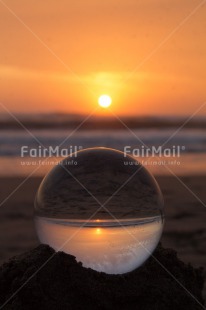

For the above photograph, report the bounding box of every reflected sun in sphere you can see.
[96,228,101,235]
[98,95,112,108]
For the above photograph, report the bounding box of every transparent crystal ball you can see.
[35,147,164,274]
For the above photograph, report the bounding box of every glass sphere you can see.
[35,147,164,274]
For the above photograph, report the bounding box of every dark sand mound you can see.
[0,244,204,310]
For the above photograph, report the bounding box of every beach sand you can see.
[1,244,204,309]
[0,175,205,296]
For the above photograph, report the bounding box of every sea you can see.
[0,125,205,177]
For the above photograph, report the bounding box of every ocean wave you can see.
[0,128,206,156]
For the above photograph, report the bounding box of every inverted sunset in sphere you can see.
[34,148,164,274]
[98,95,112,108]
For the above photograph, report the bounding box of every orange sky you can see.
[0,0,206,116]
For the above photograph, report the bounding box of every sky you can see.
[0,0,206,116]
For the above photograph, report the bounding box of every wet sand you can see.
[0,175,205,295]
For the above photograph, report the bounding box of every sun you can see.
[98,95,112,108]
[96,228,101,235]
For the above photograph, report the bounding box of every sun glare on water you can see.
[98,95,112,108]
